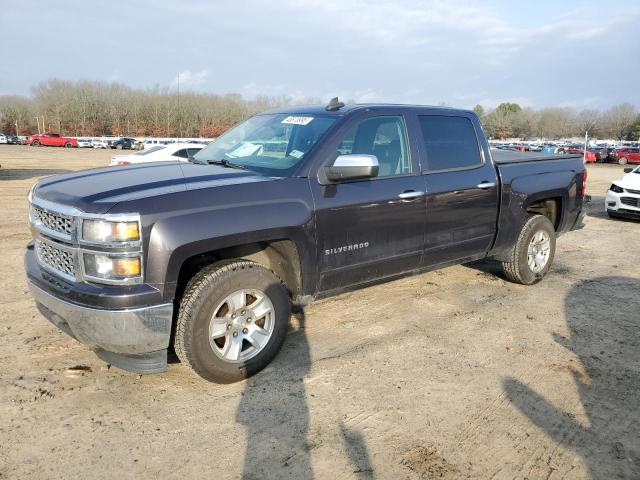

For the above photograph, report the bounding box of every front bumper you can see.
[29,281,173,373]
[606,190,640,218]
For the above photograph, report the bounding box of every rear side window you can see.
[173,149,189,158]
[418,115,482,171]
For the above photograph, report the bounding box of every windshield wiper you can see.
[207,159,248,170]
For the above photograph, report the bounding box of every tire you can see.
[64,142,73,148]
[174,260,291,383]
[116,144,123,150]
[32,140,40,146]
[501,215,556,285]
[618,157,628,165]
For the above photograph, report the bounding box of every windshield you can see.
[194,113,336,176]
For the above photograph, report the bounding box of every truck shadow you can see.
[503,276,640,479]
[0,168,71,180]
[235,305,374,479]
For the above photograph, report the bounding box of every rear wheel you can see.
[116,144,123,150]
[618,157,628,165]
[501,215,556,285]
[32,140,40,146]
[64,142,73,148]
[174,261,291,383]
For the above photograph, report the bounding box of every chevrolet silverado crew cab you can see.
[25,99,587,383]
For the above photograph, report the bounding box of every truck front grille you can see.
[620,197,639,207]
[36,239,76,280]
[31,205,74,237]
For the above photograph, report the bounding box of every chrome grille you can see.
[36,239,76,279]
[625,188,640,195]
[620,197,639,207]
[31,205,74,237]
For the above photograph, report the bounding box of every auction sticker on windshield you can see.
[281,116,314,125]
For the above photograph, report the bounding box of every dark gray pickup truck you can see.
[25,100,587,382]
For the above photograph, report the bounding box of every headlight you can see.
[82,219,140,243]
[83,253,141,281]
[609,184,624,193]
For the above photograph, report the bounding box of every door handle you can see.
[398,190,425,199]
[476,182,496,190]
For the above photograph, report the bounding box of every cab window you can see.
[336,116,411,177]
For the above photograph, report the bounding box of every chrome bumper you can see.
[29,281,172,359]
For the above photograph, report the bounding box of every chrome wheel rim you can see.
[527,231,551,273]
[209,289,275,363]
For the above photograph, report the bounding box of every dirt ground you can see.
[0,145,638,480]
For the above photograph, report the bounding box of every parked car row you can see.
[494,141,640,165]
[0,134,21,144]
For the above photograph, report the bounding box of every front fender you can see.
[138,179,317,301]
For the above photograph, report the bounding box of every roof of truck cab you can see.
[264,103,474,116]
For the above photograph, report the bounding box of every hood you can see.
[33,161,275,214]
[617,170,640,190]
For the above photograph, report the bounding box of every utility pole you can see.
[15,120,19,136]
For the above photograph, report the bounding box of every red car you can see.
[565,147,597,163]
[27,132,78,148]
[612,147,640,165]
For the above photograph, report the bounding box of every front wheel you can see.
[618,157,628,165]
[31,140,40,146]
[174,261,291,383]
[501,215,556,285]
[64,142,73,148]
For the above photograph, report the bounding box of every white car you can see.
[110,143,205,166]
[77,138,93,148]
[0,134,7,144]
[141,139,166,150]
[606,165,640,220]
[92,139,110,149]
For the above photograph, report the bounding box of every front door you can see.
[310,113,426,292]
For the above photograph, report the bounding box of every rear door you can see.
[310,112,426,291]
[414,112,499,266]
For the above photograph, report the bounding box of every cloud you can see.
[173,70,209,86]
[1,0,639,108]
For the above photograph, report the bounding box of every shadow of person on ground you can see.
[0,168,71,180]
[504,276,640,478]
[237,305,314,479]
[340,422,375,478]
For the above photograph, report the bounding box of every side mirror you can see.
[624,167,633,173]
[325,154,379,182]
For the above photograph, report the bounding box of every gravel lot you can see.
[0,145,638,479]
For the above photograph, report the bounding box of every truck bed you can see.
[491,149,582,164]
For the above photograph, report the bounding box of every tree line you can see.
[474,102,640,141]
[0,79,319,138]
[0,79,638,141]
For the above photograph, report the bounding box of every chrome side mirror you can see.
[325,154,379,182]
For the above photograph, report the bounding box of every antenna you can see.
[325,97,345,112]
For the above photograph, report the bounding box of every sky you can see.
[1,0,639,109]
